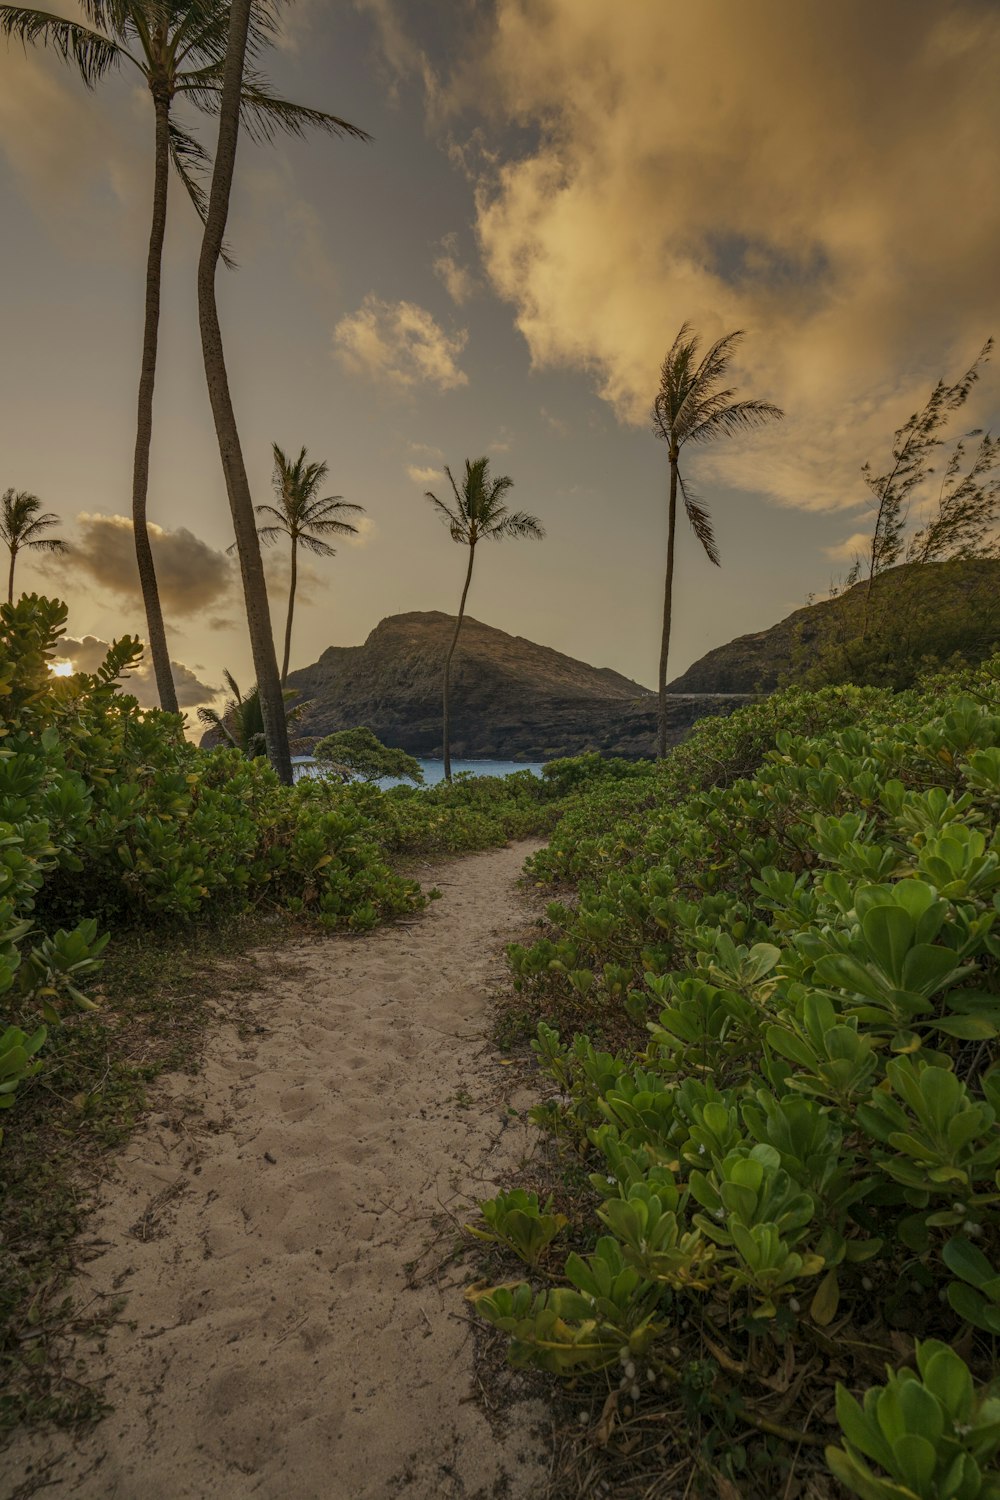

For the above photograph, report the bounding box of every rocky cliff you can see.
[283,612,747,760]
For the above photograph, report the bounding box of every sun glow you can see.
[49,661,74,677]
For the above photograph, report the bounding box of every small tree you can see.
[313,727,424,784]
[424,458,544,781]
[651,325,783,757]
[0,490,67,603]
[197,670,307,758]
[859,339,994,634]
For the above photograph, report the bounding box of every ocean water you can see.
[292,756,544,790]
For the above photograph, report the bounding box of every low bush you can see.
[472,657,1000,1497]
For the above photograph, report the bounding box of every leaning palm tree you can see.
[197,0,291,782]
[651,325,783,757]
[0,488,67,603]
[1,1,369,714]
[197,669,306,759]
[425,458,544,781]
[253,444,364,684]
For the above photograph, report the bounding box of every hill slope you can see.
[284,612,744,760]
[666,558,1000,693]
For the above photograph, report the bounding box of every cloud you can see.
[0,10,152,249]
[56,636,219,709]
[333,295,469,391]
[540,407,570,437]
[824,531,871,562]
[433,231,477,305]
[66,514,235,614]
[341,514,378,547]
[455,0,1000,513]
[406,464,443,486]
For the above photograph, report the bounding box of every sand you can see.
[6,841,550,1500]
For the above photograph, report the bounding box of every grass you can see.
[0,911,297,1437]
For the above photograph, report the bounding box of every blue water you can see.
[292,756,544,790]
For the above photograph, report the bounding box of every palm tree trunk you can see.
[657,455,679,759]
[131,84,179,715]
[281,537,296,685]
[196,0,292,786]
[443,543,475,782]
[7,547,15,606]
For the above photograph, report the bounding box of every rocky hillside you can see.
[283,612,747,760]
[667,558,1000,693]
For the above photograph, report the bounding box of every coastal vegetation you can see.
[314,726,425,784]
[471,657,1000,1497]
[0,4,997,1494]
[0,0,369,718]
[0,591,571,1425]
[790,344,1000,694]
[425,457,544,781]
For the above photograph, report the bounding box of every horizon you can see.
[2,0,998,726]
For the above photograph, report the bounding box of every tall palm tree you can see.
[253,444,364,684]
[1,1,369,714]
[197,0,291,782]
[425,457,544,781]
[651,325,783,757]
[0,488,67,603]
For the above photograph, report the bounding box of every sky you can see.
[1,0,998,721]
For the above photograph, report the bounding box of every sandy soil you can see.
[7,842,550,1500]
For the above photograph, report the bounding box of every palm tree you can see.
[651,325,783,757]
[1,2,369,714]
[197,0,291,782]
[253,444,364,684]
[425,458,544,781]
[197,669,306,759]
[0,488,67,603]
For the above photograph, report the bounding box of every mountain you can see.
[282,612,747,760]
[666,558,1000,694]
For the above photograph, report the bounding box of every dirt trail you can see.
[8,842,549,1500]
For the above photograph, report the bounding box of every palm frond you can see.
[0,6,128,84]
[178,75,371,146]
[25,536,68,553]
[297,534,338,557]
[304,517,359,538]
[488,509,545,541]
[677,469,720,566]
[685,397,784,446]
[425,489,466,541]
[254,503,289,527]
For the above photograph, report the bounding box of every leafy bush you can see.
[0,595,572,1139]
[474,656,1000,1493]
[313,725,425,783]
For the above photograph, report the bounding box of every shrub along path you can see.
[8,842,549,1500]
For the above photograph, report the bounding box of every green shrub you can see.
[0,595,576,1140]
[474,655,1000,1490]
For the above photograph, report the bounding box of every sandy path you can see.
[8,842,549,1500]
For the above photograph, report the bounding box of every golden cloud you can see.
[456,0,1000,512]
[333,295,469,391]
[65,514,235,614]
[406,464,443,486]
[433,231,477,305]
